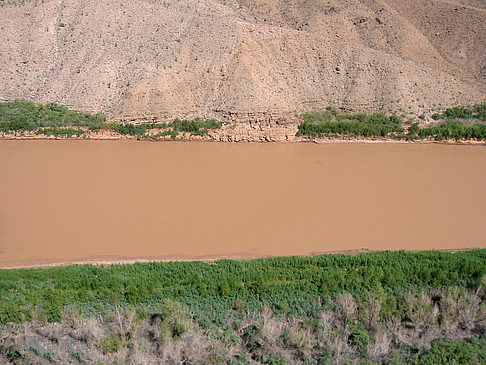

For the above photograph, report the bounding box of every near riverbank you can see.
[1,250,485,364]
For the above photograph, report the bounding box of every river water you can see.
[0,140,485,267]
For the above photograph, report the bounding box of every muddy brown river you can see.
[0,140,485,268]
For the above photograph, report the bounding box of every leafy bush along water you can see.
[110,118,221,138]
[418,120,486,140]
[298,105,486,141]
[0,250,485,327]
[35,127,85,138]
[100,333,122,354]
[0,100,222,138]
[0,99,105,132]
[438,103,486,121]
[297,109,405,138]
[109,122,154,136]
[171,117,221,134]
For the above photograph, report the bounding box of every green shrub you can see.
[298,110,406,138]
[149,129,179,139]
[296,120,404,138]
[157,299,193,342]
[303,111,334,123]
[110,122,148,136]
[419,120,486,140]
[277,300,290,314]
[475,102,486,120]
[443,106,474,119]
[231,354,251,365]
[243,324,264,352]
[415,337,485,365]
[35,127,85,137]
[408,122,420,136]
[170,117,221,135]
[348,327,371,355]
[100,333,122,354]
[0,100,222,138]
[0,99,105,132]
[0,250,484,326]
[43,288,65,323]
[0,302,25,324]
[389,114,402,124]
[297,107,486,140]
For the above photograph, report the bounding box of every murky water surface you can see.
[1,141,485,267]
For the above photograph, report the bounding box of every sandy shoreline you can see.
[1,134,485,146]
[1,247,482,270]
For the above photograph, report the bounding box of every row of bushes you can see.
[303,108,403,125]
[297,120,404,138]
[431,103,486,121]
[416,120,486,140]
[0,100,222,138]
[298,106,486,140]
[0,99,105,132]
[111,118,222,137]
[298,109,406,138]
[0,250,484,326]
[34,127,85,138]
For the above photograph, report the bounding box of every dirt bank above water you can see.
[2,124,486,144]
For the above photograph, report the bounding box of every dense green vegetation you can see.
[0,250,485,363]
[109,122,156,136]
[298,110,404,138]
[415,337,486,365]
[34,127,85,138]
[0,100,221,139]
[298,105,486,141]
[431,103,486,121]
[171,117,222,134]
[1,250,484,326]
[3,99,485,142]
[0,99,105,132]
[109,118,221,138]
[415,120,486,140]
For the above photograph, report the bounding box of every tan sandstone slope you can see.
[0,0,485,122]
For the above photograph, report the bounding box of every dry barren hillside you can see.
[1,0,485,123]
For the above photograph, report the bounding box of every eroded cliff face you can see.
[1,0,485,122]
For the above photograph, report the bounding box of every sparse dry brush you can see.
[1,287,485,364]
